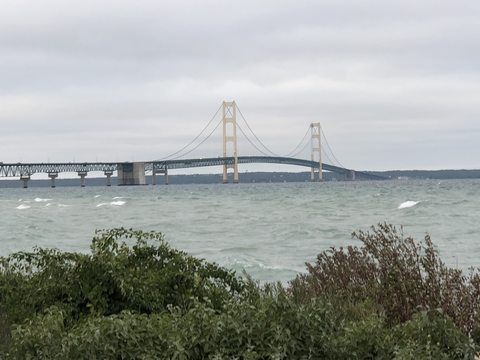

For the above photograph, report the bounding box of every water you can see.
[1,179,479,282]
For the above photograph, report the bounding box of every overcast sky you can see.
[1,0,479,171]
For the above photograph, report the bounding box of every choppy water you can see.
[1,180,479,282]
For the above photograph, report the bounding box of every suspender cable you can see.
[236,105,279,156]
[167,117,223,160]
[157,103,222,160]
[321,129,345,168]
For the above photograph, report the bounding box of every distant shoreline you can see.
[1,169,480,188]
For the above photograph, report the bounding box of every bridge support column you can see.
[152,168,168,185]
[310,122,323,182]
[104,170,114,186]
[20,175,30,189]
[78,171,88,187]
[348,170,355,181]
[222,166,228,184]
[117,162,146,186]
[48,172,58,188]
[222,101,239,184]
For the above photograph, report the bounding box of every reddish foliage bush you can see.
[289,223,480,336]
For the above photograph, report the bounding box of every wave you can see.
[34,198,52,202]
[228,256,302,273]
[96,201,126,207]
[16,204,31,210]
[398,200,420,209]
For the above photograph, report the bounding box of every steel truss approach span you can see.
[0,163,117,177]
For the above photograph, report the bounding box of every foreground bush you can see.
[7,297,475,359]
[0,228,244,349]
[0,226,478,358]
[290,223,480,336]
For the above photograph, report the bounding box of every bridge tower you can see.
[222,101,239,183]
[310,122,323,181]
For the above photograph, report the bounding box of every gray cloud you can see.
[0,0,479,170]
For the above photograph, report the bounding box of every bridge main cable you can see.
[236,103,314,158]
[283,127,311,158]
[157,103,223,161]
[321,128,345,169]
[165,117,223,161]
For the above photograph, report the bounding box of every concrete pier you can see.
[104,170,114,186]
[152,167,168,185]
[48,172,58,188]
[348,170,356,181]
[20,175,30,188]
[78,171,88,187]
[117,162,146,186]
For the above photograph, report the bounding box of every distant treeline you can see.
[373,169,480,180]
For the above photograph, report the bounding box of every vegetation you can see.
[0,225,479,359]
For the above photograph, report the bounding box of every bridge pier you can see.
[348,170,355,181]
[104,170,114,186]
[20,175,30,188]
[223,167,228,184]
[152,167,168,185]
[117,162,146,186]
[311,171,323,182]
[78,171,88,187]
[48,172,58,188]
[222,171,239,184]
[310,168,323,182]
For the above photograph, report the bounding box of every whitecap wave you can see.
[96,201,126,207]
[16,204,31,210]
[110,201,126,206]
[34,198,52,202]
[228,256,300,272]
[398,200,420,209]
[45,203,52,207]
[112,196,124,200]
[94,195,101,198]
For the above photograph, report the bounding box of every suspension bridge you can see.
[0,101,384,188]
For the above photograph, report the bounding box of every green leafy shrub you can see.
[7,293,475,359]
[393,309,476,359]
[0,228,244,349]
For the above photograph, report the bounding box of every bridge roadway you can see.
[149,156,383,180]
[0,156,384,184]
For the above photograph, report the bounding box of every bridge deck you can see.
[149,156,383,180]
[0,157,384,180]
